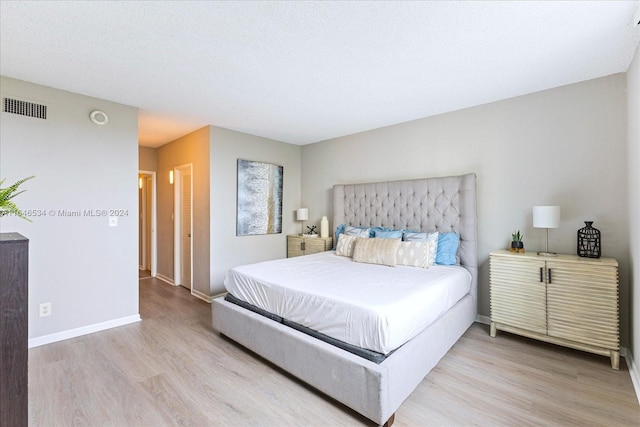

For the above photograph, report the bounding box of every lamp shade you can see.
[533,206,560,228]
[296,208,308,221]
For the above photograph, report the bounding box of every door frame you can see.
[139,170,157,277]
[173,163,193,292]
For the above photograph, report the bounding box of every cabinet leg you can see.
[490,322,496,338]
[610,350,619,370]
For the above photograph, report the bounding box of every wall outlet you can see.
[39,302,51,317]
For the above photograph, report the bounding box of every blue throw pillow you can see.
[436,232,460,265]
[374,229,403,239]
[344,225,371,237]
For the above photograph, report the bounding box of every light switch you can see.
[109,216,118,227]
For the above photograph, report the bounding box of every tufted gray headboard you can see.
[333,173,478,302]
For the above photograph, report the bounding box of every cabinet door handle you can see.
[548,268,552,284]
[540,267,543,283]
[301,242,305,251]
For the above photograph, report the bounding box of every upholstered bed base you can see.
[212,292,475,425]
[212,173,478,425]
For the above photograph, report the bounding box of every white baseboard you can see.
[191,290,228,304]
[625,350,640,405]
[28,314,141,348]
[155,273,175,286]
[192,288,213,303]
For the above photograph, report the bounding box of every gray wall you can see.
[156,126,210,299]
[209,125,301,295]
[628,44,639,371]
[301,74,631,347]
[0,76,139,341]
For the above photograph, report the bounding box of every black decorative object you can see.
[306,225,318,235]
[577,221,601,258]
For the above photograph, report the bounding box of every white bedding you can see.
[224,251,471,354]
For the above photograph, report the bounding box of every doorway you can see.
[173,164,193,291]
[138,170,157,278]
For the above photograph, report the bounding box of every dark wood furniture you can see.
[1,232,29,427]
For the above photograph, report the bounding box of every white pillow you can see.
[396,241,430,268]
[352,237,401,267]
[335,234,359,257]
[426,232,439,266]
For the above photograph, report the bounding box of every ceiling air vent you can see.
[3,97,47,119]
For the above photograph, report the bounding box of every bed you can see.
[212,173,478,426]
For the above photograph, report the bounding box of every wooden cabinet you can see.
[1,233,29,426]
[489,250,619,369]
[287,235,333,258]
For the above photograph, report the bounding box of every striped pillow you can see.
[352,237,401,267]
[335,234,359,257]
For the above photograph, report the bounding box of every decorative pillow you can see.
[403,231,427,241]
[352,237,401,267]
[396,241,431,268]
[344,225,371,237]
[426,232,439,266]
[436,232,460,265]
[335,234,359,257]
[334,224,369,249]
[333,224,346,248]
[374,229,403,239]
[369,226,392,237]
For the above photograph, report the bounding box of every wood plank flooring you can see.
[29,277,640,426]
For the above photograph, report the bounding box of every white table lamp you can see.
[533,206,560,256]
[296,208,308,236]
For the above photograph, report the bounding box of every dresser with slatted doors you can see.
[489,250,619,369]
[287,235,333,258]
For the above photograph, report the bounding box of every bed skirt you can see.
[211,292,475,425]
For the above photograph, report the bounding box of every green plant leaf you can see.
[0,176,35,222]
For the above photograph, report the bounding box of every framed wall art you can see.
[236,159,283,236]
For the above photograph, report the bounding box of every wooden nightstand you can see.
[287,235,333,258]
[489,250,619,369]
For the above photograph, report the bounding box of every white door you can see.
[174,164,193,290]
[180,171,192,289]
[138,170,157,277]
[145,175,153,271]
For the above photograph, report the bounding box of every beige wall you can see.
[0,76,139,342]
[157,127,210,298]
[301,74,631,346]
[139,146,157,171]
[209,126,301,295]
[628,44,639,377]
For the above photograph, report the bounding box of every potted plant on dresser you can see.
[510,230,525,253]
[0,175,33,427]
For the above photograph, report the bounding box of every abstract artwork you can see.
[237,159,283,236]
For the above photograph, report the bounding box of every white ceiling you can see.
[1,1,639,147]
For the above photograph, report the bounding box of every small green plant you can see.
[0,176,35,221]
[511,230,523,242]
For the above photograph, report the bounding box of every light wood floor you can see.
[29,277,640,426]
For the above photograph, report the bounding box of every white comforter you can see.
[224,251,471,354]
